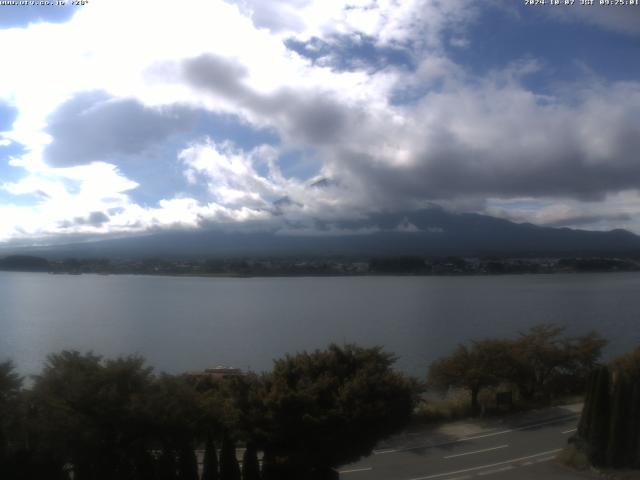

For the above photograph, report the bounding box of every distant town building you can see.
[185,366,245,382]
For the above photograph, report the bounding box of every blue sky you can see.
[0,0,639,243]
[0,3,75,28]
[452,4,640,86]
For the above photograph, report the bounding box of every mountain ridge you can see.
[3,208,640,260]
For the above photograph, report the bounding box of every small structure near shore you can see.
[185,365,245,382]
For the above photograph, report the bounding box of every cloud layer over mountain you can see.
[0,0,639,243]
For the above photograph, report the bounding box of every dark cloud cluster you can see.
[44,91,198,167]
[182,54,359,146]
[59,211,110,229]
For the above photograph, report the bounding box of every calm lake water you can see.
[1,271,639,377]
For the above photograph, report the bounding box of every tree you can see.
[260,344,418,477]
[428,340,512,412]
[574,365,612,466]
[610,347,640,467]
[217,373,268,450]
[95,356,156,479]
[219,433,241,480]
[0,360,22,476]
[145,374,205,480]
[158,449,178,480]
[427,325,607,409]
[564,331,608,385]
[177,443,199,480]
[0,360,21,401]
[510,324,570,399]
[611,346,640,381]
[241,443,260,480]
[201,435,219,480]
[30,351,158,479]
[509,325,606,400]
[30,351,105,479]
[573,362,640,469]
[606,371,631,468]
[260,451,279,480]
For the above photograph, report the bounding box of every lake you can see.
[1,271,639,378]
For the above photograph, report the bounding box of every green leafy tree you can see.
[145,374,205,478]
[30,351,157,479]
[31,351,105,478]
[217,373,268,455]
[95,356,156,478]
[260,344,418,478]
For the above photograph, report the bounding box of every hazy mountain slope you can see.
[7,208,640,259]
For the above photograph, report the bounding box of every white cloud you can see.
[0,160,138,240]
[486,191,640,232]
[177,139,374,223]
[180,140,280,208]
[395,217,421,233]
[242,0,478,51]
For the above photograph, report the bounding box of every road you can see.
[338,405,599,480]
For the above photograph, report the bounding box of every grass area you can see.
[413,389,473,423]
[412,387,584,425]
[557,445,591,471]
[558,446,640,479]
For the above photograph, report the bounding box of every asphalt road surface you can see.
[338,405,599,480]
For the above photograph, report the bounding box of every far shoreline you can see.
[2,269,640,280]
[3,253,640,278]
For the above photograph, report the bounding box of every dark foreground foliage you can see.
[0,344,418,480]
[571,360,640,469]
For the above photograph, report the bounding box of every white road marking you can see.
[477,465,514,476]
[374,415,577,455]
[562,428,577,434]
[407,448,562,480]
[339,467,373,474]
[373,448,398,454]
[444,445,509,459]
[532,456,556,463]
[458,416,578,442]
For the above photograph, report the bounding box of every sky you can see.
[0,0,639,245]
